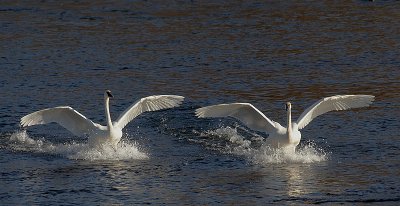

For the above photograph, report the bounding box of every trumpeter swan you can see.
[21,90,184,148]
[196,95,374,153]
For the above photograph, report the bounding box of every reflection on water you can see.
[285,164,310,198]
[1,0,400,204]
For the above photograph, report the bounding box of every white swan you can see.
[21,90,184,148]
[196,95,374,153]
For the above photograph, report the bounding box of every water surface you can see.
[1,0,399,205]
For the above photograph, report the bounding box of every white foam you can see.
[201,126,328,164]
[204,126,252,148]
[8,130,148,161]
[10,129,38,145]
[250,143,328,164]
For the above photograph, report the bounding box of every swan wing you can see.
[115,95,184,129]
[195,103,279,133]
[20,106,99,136]
[296,95,375,130]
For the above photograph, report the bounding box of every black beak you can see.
[106,91,113,98]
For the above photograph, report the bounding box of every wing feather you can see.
[195,103,279,133]
[115,95,184,129]
[20,106,99,136]
[296,95,375,130]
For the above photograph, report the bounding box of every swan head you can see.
[105,90,113,98]
[285,102,292,111]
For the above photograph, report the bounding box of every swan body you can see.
[21,90,184,148]
[196,95,375,153]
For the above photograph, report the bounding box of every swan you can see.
[196,95,374,153]
[21,90,184,148]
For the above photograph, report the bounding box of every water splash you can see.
[199,126,328,164]
[205,126,252,147]
[250,143,328,164]
[7,130,148,161]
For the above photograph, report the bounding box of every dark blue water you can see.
[1,1,400,204]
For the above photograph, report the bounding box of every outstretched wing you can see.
[20,106,99,136]
[195,103,279,133]
[296,95,375,130]
[115,95,184,129]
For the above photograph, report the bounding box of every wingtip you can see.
[194,108,204,118]
[19,122,27,129]
[167,95,185,103]
[174,96,185,106]
[20,118,31,128]
[178,95,185,101]
[20,115,28,127]
[368,95,375,102]
[358,94,375,105]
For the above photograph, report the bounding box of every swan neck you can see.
[105,97,113,129]
[287,106,292,139]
